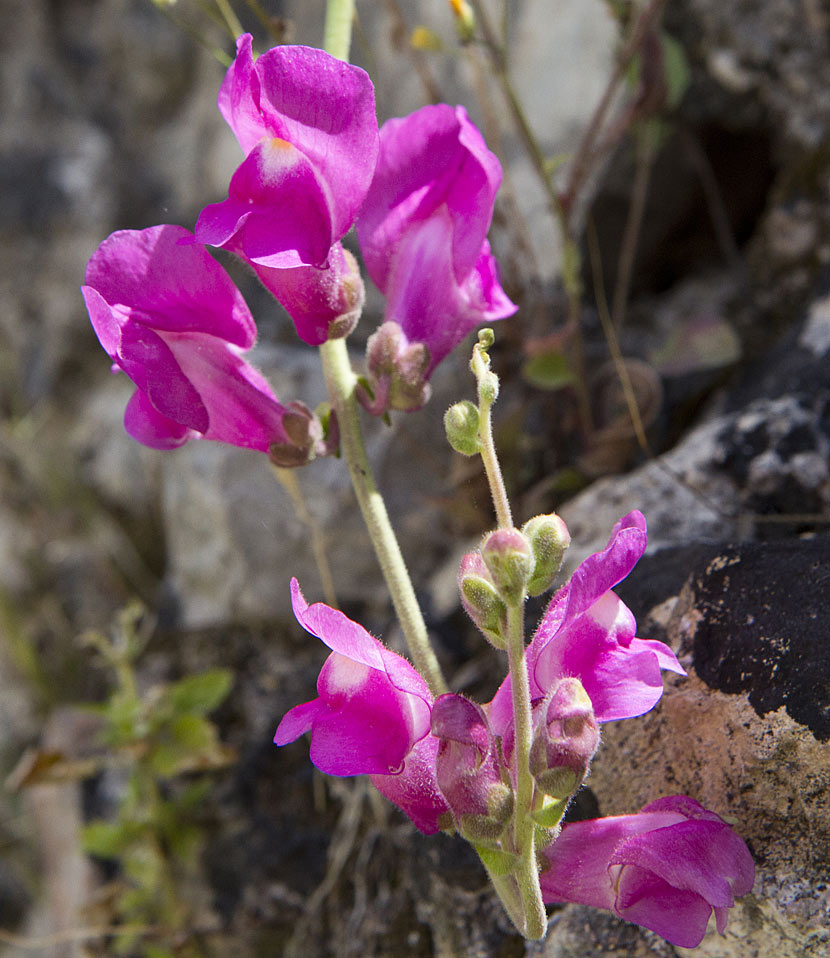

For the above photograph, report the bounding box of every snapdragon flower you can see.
[540,795,755,947]
[196,35,378,345]
[274,580,449,834]
[82,225,302,454]
[488,511,685,734]
[356,104,517,411]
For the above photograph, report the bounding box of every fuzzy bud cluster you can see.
[459,514,570,645]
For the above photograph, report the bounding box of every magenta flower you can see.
[195,35,378,345]
[274,580,449,834]
[82,225,295,453]
[489,512,685,734]
[430,694,513,838]
[540,795,755,947]
[356,104,516,409]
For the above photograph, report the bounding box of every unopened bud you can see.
[521,514,571,596]
[530,678,599,799]
[445,400,481,456]
[365,322,431,412]
[481,528,534,604]
[432,694,513,839]
[459,554,507,647]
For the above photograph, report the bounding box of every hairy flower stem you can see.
[318,337,448,697]
[470,332,546,937]
[471,332,512,529]
[323,0,356,62]
[505,600,546,938]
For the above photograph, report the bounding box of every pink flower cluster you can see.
[275,513,754,947]
[82,36,515,456]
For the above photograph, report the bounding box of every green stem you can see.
[471,341,512,529]
[478,395,512,530]
[324,0,356,61]
[318,338,448,697]
[505,600,546,939]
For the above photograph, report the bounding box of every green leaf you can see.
[473,843,519,876]
[522,351,576,391]
[166,669,233,715]
[531,797,568,829]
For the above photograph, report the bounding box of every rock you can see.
[568,536,830,957]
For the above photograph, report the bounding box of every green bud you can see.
[444,400,481,456]
[521,513,571,596]
[460,574,507,649]
[478,369,500,405]
[534,767,579,800]
[459,812,508,843]
[481,528,534,604]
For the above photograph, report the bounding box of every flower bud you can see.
[364,321,431,413]
[445,400,481,456]
[481,528,534,604]
[530,678,599,800]
[458,553,507,648]
[431,694,514,840]
[521,513,571,596]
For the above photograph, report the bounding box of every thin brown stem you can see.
[560,0,665,222]
[611,128,656,331]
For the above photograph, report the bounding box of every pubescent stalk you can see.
[505,600,546,939]
[318,338,448,697]
[471,333,512,529]
[471,332,546,938]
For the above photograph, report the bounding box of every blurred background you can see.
[1,1,829,955]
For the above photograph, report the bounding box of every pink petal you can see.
[540,809,687,910]
[534,512,647,649]
[251,242,362,346]
[370,734,449,835]
[164,332,290,451]
[465,242,518,321]
[614,866,715,947]
[123,390,193,449]
[217,34,264,155]
[219,37,378,239]
[117,324,209,434]
[307,654,423,775]
[358,104,501,290]
[195,139,334,268]
[535,592,672,722]
[289,579,432,712]
[83,226,256,348]
[273,698,327,746]
[383,210,511,375]
[611,819,756,907]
